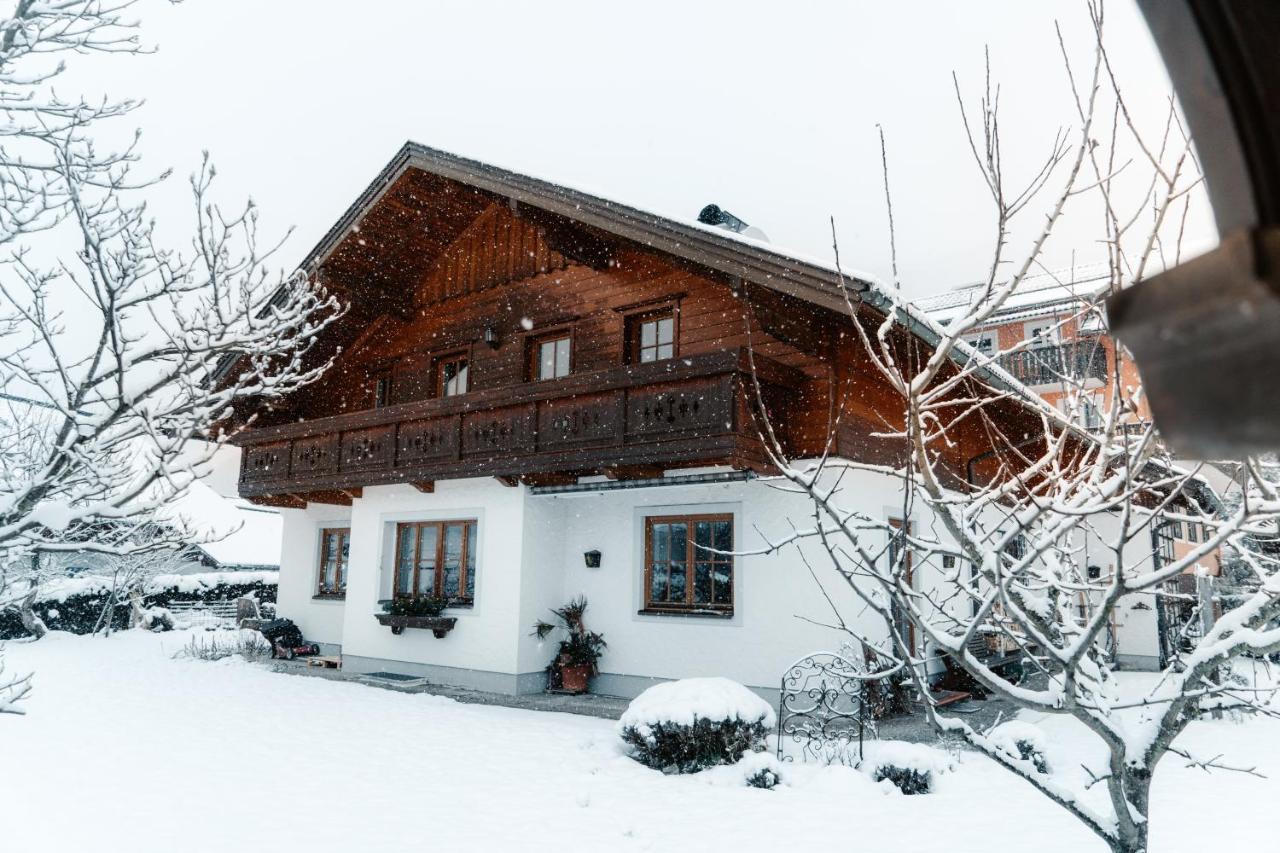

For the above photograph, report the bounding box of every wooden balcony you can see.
[233,349,803,502]
[999,341,1108,387]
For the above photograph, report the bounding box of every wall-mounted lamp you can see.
[483,325,500,349]
[583,549,601,569]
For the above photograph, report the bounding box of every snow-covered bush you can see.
[140,607,175,633]
[989,721,1050,774]
[740,752,784,789]
[618,677,776,773]
[862,741,954,795]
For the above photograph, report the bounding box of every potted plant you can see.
[532,596,606,694]
[375,595,457,638]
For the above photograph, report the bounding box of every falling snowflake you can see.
[520,317,534,331]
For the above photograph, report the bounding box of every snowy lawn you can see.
[2,630,1277,853]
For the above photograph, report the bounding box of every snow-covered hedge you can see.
[0,571,278,639]
[618,677,776,774]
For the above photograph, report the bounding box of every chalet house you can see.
[219,143,1169,698]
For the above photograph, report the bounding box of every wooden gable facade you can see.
[225,144,1040,507]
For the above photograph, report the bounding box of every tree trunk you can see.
[17,588,47,639]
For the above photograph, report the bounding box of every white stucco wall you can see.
[553,472,912,696]
[271,464,1166,693]
[276,503,352,648]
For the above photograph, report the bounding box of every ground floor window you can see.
[643,514,733,614]
[317,528,350,597]
[394,520,477,604]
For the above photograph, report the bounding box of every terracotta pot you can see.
[559,662,592,693]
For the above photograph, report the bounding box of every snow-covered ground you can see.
[1,630,1275,853]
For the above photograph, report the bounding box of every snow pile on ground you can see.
[2,632,1278,852]
[618,676,776,732]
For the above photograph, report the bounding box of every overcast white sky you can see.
[59,0,1217,299]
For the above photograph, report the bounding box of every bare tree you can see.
[0,1,342,711]
[747,6,1280,853]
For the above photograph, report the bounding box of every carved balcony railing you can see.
[998,341,1108,387]
[234,349,802,499]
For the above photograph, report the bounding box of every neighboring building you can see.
[917,273,1224,669]
[215,143,1178,697]
[914,270,1150,434]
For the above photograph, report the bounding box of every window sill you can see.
[379,599,474,610]
[313,594,347,601]
[637,608,733,619]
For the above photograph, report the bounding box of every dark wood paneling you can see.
[234,350,798,496]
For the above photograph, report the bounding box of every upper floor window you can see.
[630,310,676,364]
[317,527,350,597]
[963,333,995,356]
[435,353,469,397]
[394,519,477,604]
[531,333,572,381]
[373,375,391,409]
[1025,321,1060,346]
[643,513,733,614]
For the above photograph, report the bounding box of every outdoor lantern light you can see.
[482,325,500,349]
[583,549,601,568]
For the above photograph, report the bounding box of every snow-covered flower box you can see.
[374,614,457,638]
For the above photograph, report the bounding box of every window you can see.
[1187,522,1199,543]
[435,353,469,397]
[1024,320,1060,346]
[374,375,391,409]
[1168,520,1184,540]
[531,333,572,381]
[963,333,995,356]
[644,514,733,613]
[630,310,676,364]
[394,520,477,603]
[317,528,350,597]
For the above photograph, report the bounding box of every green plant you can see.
[532,596,606,674]
[383,595,449,617]
[619,717,769,774]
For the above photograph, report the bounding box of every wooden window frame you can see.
[526,327,575,382]
[626,307,679,365]
[641,513,734,616]
[432,350,471,398]
[393,519,477,605]
[373,374,392,409]
[315,527,350,599]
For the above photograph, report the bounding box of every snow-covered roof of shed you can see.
[159,480,282,570]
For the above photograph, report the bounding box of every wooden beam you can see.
[410,481,435,493]
[519,472,579,487]
[245,494,306,509]
[296,489,356,506]
[494,475,520,487]
[602,465,665,481]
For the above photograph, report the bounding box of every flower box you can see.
[374,613,457,638]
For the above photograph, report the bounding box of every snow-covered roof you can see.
[159,480,282,570]
[914,265,1112,326]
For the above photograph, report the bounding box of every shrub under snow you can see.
[618,677,776,774]
[740,751,785,789]
[988,720,1051,774]
[861,741,955,795]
